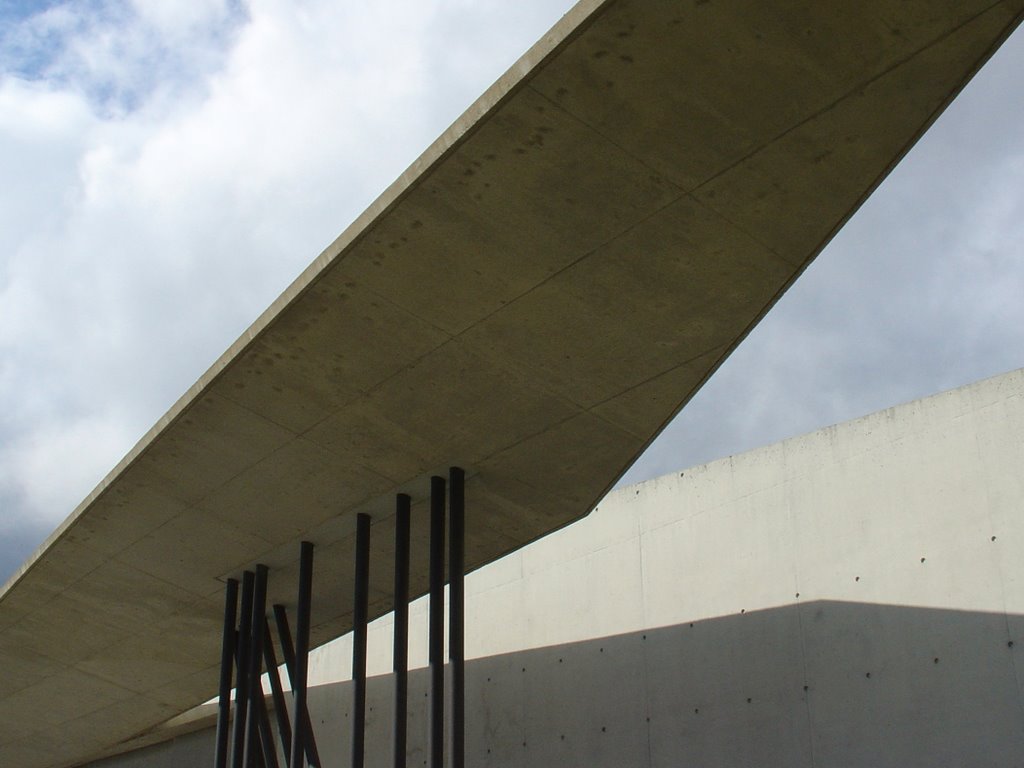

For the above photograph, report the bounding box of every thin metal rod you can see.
[264,625,292,759]
[232,571,256,768]
[288,542,315,768]
[352,514,371,768]
[245,565,273,768]
[274,605,321,768]
[428,475,446,768]
[256,690,281,768]
[392,494,411,768]
[273,604,297,683]
[448,467,465,768]
[215,578,239,768]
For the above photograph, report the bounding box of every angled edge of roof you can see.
[0,0,612,603]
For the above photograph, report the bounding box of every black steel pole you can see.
[289,542,315,768]
[232,571,256,768]
[264,625,293,760]
[448,467,465,768]
[245,565,273,768]
[274,605,321,768]
[392,494,411,768]
[429,475,446,768]
[273,604,297,684]
[256,693,281,768]
[215,578,239,768]
[352,514,371,768]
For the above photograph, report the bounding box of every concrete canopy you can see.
[2,1,1022,766]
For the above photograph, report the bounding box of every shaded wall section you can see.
[87,603,1024,768]
[84,367,1024,766]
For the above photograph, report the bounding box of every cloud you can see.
[0,0,245,113]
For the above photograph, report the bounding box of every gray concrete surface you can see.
[3,1,1023,765]
[88,367,1024,766]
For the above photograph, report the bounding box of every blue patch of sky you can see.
[1,0,248,115]
[0,0,66,25]
[1,0,116,79]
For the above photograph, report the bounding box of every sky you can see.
[2,1,1023,584]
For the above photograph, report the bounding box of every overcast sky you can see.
[2,1,1023,584]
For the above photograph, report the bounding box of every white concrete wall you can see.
[89,367,1024,767]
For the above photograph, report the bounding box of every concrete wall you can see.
[87,368,1024,767]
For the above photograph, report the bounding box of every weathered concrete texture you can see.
[3,2,1024,766]
[88,368,1024,766]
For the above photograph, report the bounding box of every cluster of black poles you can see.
[212,467,466,768]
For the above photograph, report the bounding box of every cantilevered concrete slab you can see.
[2,1,1022,766]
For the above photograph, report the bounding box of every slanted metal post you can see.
[274,605,321,768]
[448,467,465,768]
[289,542,315,768]
[429,476,446,768]
[215,578,239,768]
[256,692,280,768]
[352,514,371,768]
[263,625,293,760]
[392,494,411,768]
[232,571,256,768]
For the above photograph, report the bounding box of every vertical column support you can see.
[231,571,256,768]
[245,565,277,768]
[428,475,446,768]
[352,514,371,768]
[215,578,239,768]
[289,542,315,768]
[392,494,411,768]
[448,467,465,768]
